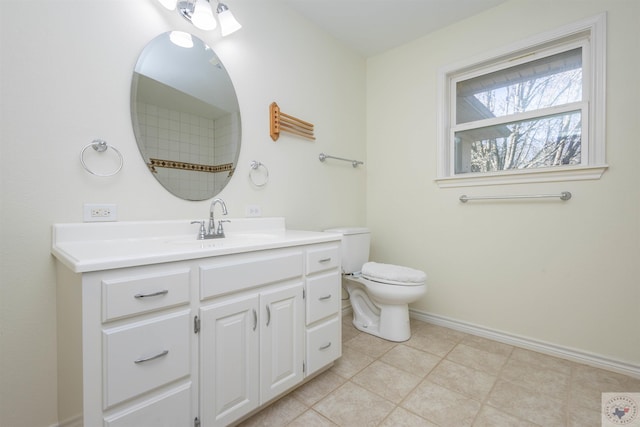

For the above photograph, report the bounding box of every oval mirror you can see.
[131,31,241,201]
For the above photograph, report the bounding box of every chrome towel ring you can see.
[249,160,269,187]
[80,139,123,177]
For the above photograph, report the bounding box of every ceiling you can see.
[281,0,508,57]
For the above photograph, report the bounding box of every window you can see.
[437,14,607,187]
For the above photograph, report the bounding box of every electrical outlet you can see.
[84,204,117,222]
[245,205,262,217]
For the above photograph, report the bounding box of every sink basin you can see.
[227,232,281,240]
[165,232,281,247]
[165,238,220,247]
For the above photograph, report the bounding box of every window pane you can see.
[454,111,581,174]
[456,48,582,125]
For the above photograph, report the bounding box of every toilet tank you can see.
[324,227,370,274]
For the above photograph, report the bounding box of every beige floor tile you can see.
[487,379,566,426]
[378,407,439,427]
[626,375,640,391]
[380,344,441,378]
[313,381,395,426]
[573,364,632,391]
[342,318,360,343]
[566,403,601,427]
[344,332,397,359]
[418,322,469,342]
[473,405,539,426]
[292,370,346,406]
[500,358,570,399]
[461,334,514,357]
[510,348,573,375]
[352,360,422,404]
[568,379,607,412]
[447,343,509,376]
[404,330,458,357]
[287,409,338,427]
[427,359,496,401]
[402,380,482,426]
[243,319,640,427]
[237,394,307,427]
[329,345,375,379]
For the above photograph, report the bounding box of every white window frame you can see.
[436,14,607,188]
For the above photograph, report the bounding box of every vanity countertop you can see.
[52,218,341,273]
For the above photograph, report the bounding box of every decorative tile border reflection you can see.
[147,158,234,176]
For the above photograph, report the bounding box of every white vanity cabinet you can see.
[53,220,342,427]
[198,248,306,426]
[73,263,196,427]
[304,243,342,376]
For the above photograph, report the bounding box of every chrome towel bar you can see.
[459,192,572,203]
[319,153,364,168]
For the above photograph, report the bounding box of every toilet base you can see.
[351,303,411,342]
[345,280,413,342]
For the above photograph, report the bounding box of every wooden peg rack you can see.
[270,102,315,141]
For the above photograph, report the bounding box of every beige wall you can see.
[2,0,639,426]
[0,1,366,426]
[367,0,639,367]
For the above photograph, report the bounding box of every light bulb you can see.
[191,0,217,31]
[157,0,177,10]
[217,6,242,36]
[169,31,194,48]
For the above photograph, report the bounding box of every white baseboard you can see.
[410,309,640,379]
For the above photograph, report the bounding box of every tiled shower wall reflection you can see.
[135,101,239,200]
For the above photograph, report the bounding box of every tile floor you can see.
[238,316,640,426]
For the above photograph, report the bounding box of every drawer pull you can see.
[134,350,169,364]
[319,294,332,301]
[318,257,332,263]
[134,290,169,299]
[319,342,332,350]
[252,309,257,331]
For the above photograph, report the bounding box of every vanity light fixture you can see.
[216,2,242,36]
[157,0,241,36]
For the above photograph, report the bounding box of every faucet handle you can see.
[216,219,231,236]
[191,220,206,240]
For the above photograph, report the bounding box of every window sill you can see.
[435,165,608,188]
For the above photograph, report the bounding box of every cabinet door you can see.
[260,282,305,402]
[200,294,259,427]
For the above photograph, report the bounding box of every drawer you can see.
[306,271,341,325]
[103,383,191,427]
[102,269,190,322]
[103,310,191,408]
[306,316,341,376]
[200,249,303,300]
[306,244,340,275]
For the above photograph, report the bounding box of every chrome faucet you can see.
[191,198,230,240]
[207,198,229,238]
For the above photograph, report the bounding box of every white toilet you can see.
[325,227,427,342]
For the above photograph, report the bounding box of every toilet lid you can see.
[361,262,426,285]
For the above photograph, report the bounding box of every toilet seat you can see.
[361,262,426,286]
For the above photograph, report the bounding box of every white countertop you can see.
[52,218,341,273]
